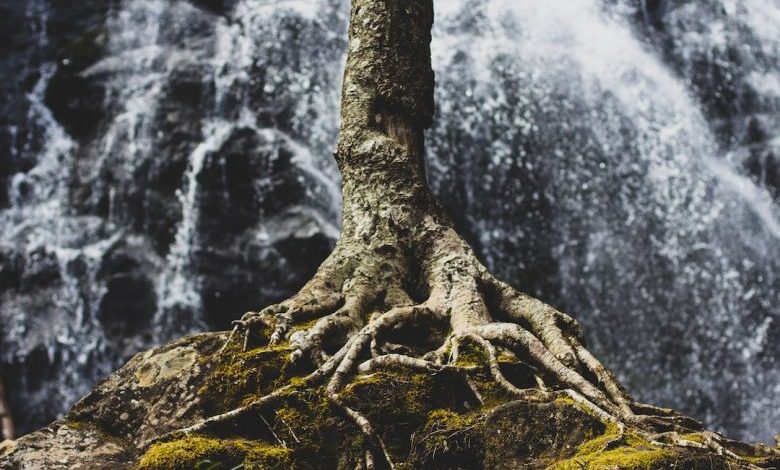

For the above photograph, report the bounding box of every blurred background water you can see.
[0,0,777,442]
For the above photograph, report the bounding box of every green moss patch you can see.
[550,447,670,470]
[407,409,485,469]
[680,433,707,445]
[341,366,478,461]
[270,391,353,469]
[198,344,296,415]
[547,425,671,470]
[138,436,290,470]
[455,341,488,368]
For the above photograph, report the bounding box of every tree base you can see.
[1,331,776,469]
[2,216,777,469]
[141,219,778,470]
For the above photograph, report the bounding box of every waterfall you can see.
[154,120,233,337]
[0,0,777,443]
[0,0,118,430]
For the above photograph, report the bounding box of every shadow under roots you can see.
[377,312,449,357]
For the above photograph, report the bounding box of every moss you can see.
[421,409,481,443]
[742,455,770,465]
[348,372,386,387]
[573,422,622,456]
[273,396,332,450]
[454,340,487,368]
[197,344,294,414]
[496,352,515,363]
[287,376,307,388]
[342,369,434,420]
[553,396,580,409]
[451,338,517,409]
[419,409,481,448]
[469,367,513,409]
[406,409,485,469]
[426,409,477,428]
[137,436,290,470]
[547,424,673,470]
[680,433,706,445]
[62,419,90,431]
[264,389,361,469]
[290,319,319,333]
[341,367,475,462]
[553,448,671,470]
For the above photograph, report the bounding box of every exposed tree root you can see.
[150,229,779,469]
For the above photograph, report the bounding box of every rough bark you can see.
[145,1,778,469]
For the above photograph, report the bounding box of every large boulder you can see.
[1,332,777,470]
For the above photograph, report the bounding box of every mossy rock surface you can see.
[0,332,776,469]
[137,436,290,470]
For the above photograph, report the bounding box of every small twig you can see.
[259,413,286,448]
[277,415,300,444]
[217,327,240,356]
[330,394,395,470]
[464,375,484,406]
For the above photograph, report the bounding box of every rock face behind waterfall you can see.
[1,0,779,445]
[2,333,778,469]
[0,0,343,436]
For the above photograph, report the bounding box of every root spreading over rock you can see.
[142,0,780,468]
[148,216,778,469]
[0,0,778,468]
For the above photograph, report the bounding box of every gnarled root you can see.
[158,225,775,469]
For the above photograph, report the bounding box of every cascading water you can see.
[0,0,346,434]
[0,0,777,443]
[0,0,107,433]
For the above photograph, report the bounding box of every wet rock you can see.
[20,247,60,289]
[1,346,63,438]
[40,2,116,142]
[194,127,332,329]
[195,210,333,330]
[2,335,775,469]
[95,241,159,349]
[0,421,131,470]
[43,27,108,141]
[97,274,156,341]
[189,0,239,16]
[0,334,217,469]
[0,248,23,293]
